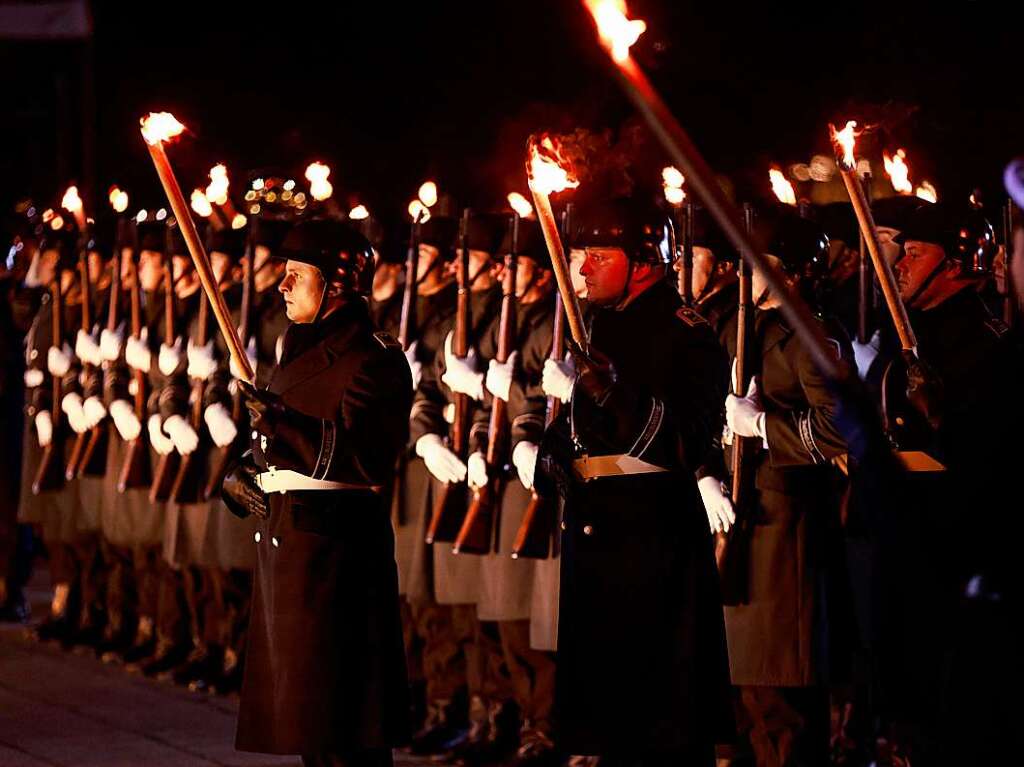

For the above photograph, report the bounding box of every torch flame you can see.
[418,181,438,208]
[305,162,334,202]
[527,136,580,196]
[883,149,913,195]
[663,186,685,205]
[830,121,858,170]
[50,215,65,231]
[584,0,647,63]
[769,167,797,206]
[349,205,370,220]
[61,185,83,215]
[408,199,431,224]
[662,166,685,189]
[507,192,534,218]
[140,112,185,145]
[190,190,213,218]
[108,186,129,213]
[915,181,938,203]
[206,164,230,206]
[231,213,247,230]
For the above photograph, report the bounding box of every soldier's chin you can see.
[284,301,311,323]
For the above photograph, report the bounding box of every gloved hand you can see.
[467,451,488,489]
[109,399,141,441]
[512,440,539,490]
[159,338,183,376]
[229,336,258,381]
[61,392,87,434]
[35,410,53,447]
[567,341,617,405]
[851,330,881,381]
[441,332,484,400]
[697,476,736,534]
[404,341,422,390]
[542,354,575,403]
[485,352,517,402]
[415,433,467,484]
[726,377,766,440]
[903,350,944,429]
[47,343,73,377]
[238,380,323,472]
[100,324,125,362]
[75,329,103,366]
[204,402,238,447]
[222,455,268,519]
[148,414,175,456]
[187,339,218,380]
[126,329,152,373]
[163,414,199,455]
[82,396,107,429]
[24,368,44,388]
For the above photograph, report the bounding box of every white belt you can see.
[571,454,669,482]
[256,467,381,494]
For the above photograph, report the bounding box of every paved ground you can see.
[0,574,427,767]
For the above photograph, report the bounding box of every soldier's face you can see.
[137,250,164,292]
[569,249,588,298]
[876,227,902,267]
[280,260,325,323]
[672,246,715,297]
[36,248,59,286]
[210,251,233,285]
[579,247,631,305]
[894,240,946,304]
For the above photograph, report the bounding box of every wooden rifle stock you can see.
[119,251,152,491]
[427,209,473,544]
[33,280,66,495]
[454,214,519,555]
[398,216,422,349]
[65,243,94,479]
[170,294,209,504]
[149,249,181,502]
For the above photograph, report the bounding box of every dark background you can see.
[2,1,1020,227]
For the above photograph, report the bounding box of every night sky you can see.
[2,1,1020,228]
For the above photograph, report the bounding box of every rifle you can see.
[169,292,210,504]
[392,214,422,529]
[715,203,755,605]
[426,209,473,544]
[65,239,94,479]
[856,174,874,344]
[149,240,181,502]
[32,277,66,494]
[453,213,518,555]
[1003,200,1017,330]
[118,246,152,491]
[680,201,694,306]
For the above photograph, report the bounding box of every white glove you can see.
[75,329,103,366]
[415,433,467,484]
[109,400,141,441]
[163,414,199,455]
[851,330,881,381]
[187,339,218,380]
[61,392,87,434]
[542,354,575,403]
[512,440,539,490]
[100,324,125,362]
[725,377,766,441]
[35,410,53,447]
[204,402,238,447]
[404,341,422,390]
[24,368,44,388]
[467,451,489,489]
[697,476,736,534]
[229,336,258,381]
[440,332,484,400]
[47,343,73,377]
[158,338,183,376]
[485,352,517,402]
[126,329,152,373]
[148,415,175,455]
[82,396,107,428]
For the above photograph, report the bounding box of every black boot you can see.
[117,617,157,665]
[62,604,106,651]
[0,578,30,623]
[446,698,520,765]
[133,637,191,677]
[94,615,138,660]
[509,726,562,767]
[409,699,468,756]
[172,643,225,690]
[208,646,245,696]
[30,583,75,643]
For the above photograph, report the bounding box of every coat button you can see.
[583,525,593,536]
[254,531,261,543]
[251,430,258,440]
[260,435,268,450]
[30,349,38,360]
[271,537,280,548]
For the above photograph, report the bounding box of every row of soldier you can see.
[0,179,1020,766]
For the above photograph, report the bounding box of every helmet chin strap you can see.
[904,257,950,309]
[614,260,636,309]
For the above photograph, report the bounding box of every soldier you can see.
[367,218,406,336]
[223,218,411,766]
[538,198,733,766]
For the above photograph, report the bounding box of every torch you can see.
[527,135,585,351]
[140,112,255,384]
[831,121,917,354]
[580,0,840,378]
[661,166,690,303]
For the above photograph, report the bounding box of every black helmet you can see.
[251,216,292,252]
[871,196,922,235]
[417,215,458,258]
[461,212,508,256]
[572,197,674,265]
[757,209,830,285]
[280,218,374,296]
[681,204,737,264]
[38,224,78,272]
[499,217,550,269]
[134,209,168,253]
[205,224,247,262]
[814,202,860,248]
[952,208,997,277]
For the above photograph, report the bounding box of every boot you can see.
[31,583,74,643]
[95,614,138,660]
[446,698,520,765]
[207,646,245,696]
[0,578,30,624]
[133,636,191,677]
[509,725,562,767]
[63,603,106,651]
[116,616,157,664]
[172,643,225,690]
[409,699,467,756]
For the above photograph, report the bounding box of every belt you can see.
[571,454,669,482]
[256,467,382,494]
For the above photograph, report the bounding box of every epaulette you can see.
[675,305,709,328]
[374,331,403,350]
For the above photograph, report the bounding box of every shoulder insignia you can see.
[675,306,709,328]
[984,316,1009,339]
[374,331,403,350]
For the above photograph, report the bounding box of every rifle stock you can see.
[171,295,209,504]
[33,281,65,495]
[149,244,180,503]
[66,243,94,480]
[120,251,152,492]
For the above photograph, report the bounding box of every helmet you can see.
[280,218,374,296]
[499,217,550,269]
[892,201,995,277]
[757,210,830,285]
[572,197,674,265]
[205,225,247,262]
[417,215,458,258]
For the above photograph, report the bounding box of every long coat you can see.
[235,298,412,756]
[539,280,734,756]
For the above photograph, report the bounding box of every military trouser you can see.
[727,686,829,767]
[101,541,136,636]
[499,619,556,736]
[181,566,251,649]
[155,564,189,646]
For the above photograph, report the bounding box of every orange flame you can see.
[140,112,185,145]
[305,162,333,202]
[584,0,646,63]
[830,121,858,169]
[108,186,129,213]
[507,192,534,218]
[418,181,439,208]
[915,181,938,203]
[527,136,580,196]
[769,167,797,206]
[408,199,431,223]
[883,149,913,194]
[348,205,370,220]
[231,213,247,230]
[61,185,83,215]
[206,164,230,206]
[190,189,213,218]
[50,215,65,231]
[661,166,685,189]
[663,186,685,205]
